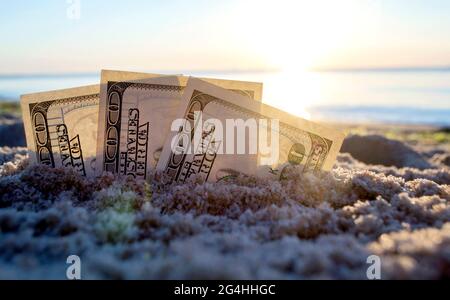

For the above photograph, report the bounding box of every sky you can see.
[1,0,450,74]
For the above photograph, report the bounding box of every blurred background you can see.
[1,0,450,125]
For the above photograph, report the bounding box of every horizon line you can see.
[312,65,450,72]
[2,65,450,78]
[0,68,278,79]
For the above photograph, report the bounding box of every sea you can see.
[1,69,450,126]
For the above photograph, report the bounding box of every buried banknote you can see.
[157,78,346,184]
[21,85,101,177]
[95,70,263,179]
[20,72,164,177]
[20,70,262,178]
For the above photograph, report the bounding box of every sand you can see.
[0,116,449,279]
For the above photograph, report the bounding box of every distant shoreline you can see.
[0,104,448,131]
[313,66,450,73]
[3,65,450,78]
[1,100,449,127]
[2,69,450,127]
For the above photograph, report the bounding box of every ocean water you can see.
[1,70,450,126]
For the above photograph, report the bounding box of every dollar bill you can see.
[20,72,163,177]
[95,70,263,179]
[21,85,101,177]
[156,78,345,184]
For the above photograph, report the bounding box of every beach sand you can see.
[0,108,449,279]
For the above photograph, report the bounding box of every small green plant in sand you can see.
[96,184,141,213]
[93,184,142,243]
[94,209,137,244]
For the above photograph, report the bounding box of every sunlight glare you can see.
[232,0,371,71]
[226,0,379,119]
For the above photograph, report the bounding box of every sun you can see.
[229,0,369,72]
[220,0,377,119]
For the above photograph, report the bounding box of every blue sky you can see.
[1,0,450,74]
